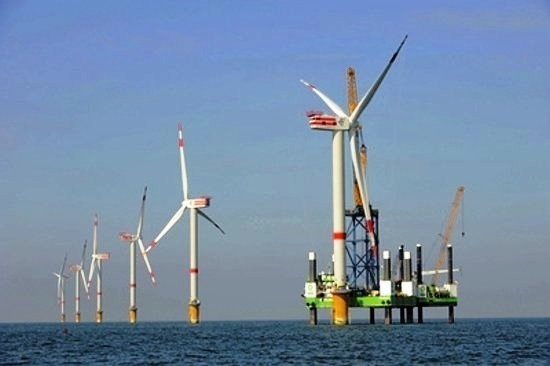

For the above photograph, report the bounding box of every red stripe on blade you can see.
[367,220,374,233]
[189,268,198,274]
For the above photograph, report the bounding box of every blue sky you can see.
[1,1,549,322]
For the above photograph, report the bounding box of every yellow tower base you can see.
[332,290,350,325]
[75,312,81,323]
[60,313,66,323]
[129,307,137,324]
[188,303,200,324]
[96,310,103,323]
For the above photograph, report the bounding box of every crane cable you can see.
[461,193,466,237]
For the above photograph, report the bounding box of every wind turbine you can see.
[87,214,111,323]
[146,123,225,324]
[119,186,157,324]
[53,253,69,323]
[69,240,89,323]
[301,35,407,325]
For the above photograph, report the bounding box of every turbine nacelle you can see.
[53,272,69,279]
[119,232,137,242]
[306,111,348,131]
[187,196,211,209]
[69,264,82,272]
[93,253,111,260]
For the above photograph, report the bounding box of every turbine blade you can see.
[80,240,87,267]
[60,253,68,277]
[300,79,349,119]
[92,214,98,254]
[197,209,225,235]
[87,257,97,286]
[136,186,147,237]
[80,269,89,294]
[349,133,378,247]
[138,238,157,286]
[53,272,62,300]
[178,123,189,200]
[349,35,407,125]
[146,205,186,252]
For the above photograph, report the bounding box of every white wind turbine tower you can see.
[119,186,157,324]
[146,123,225,324]
[301,35,407,325]
[69,240,89,323]
[87,214,111,323]
[53,253,69,323]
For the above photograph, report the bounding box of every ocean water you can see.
[1,319,549,365]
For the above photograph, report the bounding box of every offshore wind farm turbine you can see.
[69,240,89,323]
[119,186,157,324]
[53,253,69,323]
[146,123,225,324]
[87,214,111,323]
[301,35,407,325]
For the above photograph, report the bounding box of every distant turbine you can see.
[53,253,69,323]
[146,123,225,324]
[119,186,157,324]
[87,214,111,323]
[69,240,89,323]
[301,35,407,325]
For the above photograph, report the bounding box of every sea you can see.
[1,318,549,365]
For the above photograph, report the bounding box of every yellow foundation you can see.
[75,312,81,323]
[188,304,200,324]
[129,308,137,324]
[332,291,349,325]
[96,310,103,323]
[60,313,66,323]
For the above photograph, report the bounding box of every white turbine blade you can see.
[87,257,97,286]
[178,123,189,200]
[138,238,157,286]
[80,240,87,267]
[60,253,68,277]
[57,280,61,302]
[197,209,225,235]
[53,272,61,300]
[349,133,369,214]
[92,214,98,254]
[349,35,407,125]
[349,133,377,248]
[80,269,89,294]
[136,186,147,237]
[146,205,186,252]
[300,80,349,119]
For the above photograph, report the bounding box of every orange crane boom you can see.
[431,186,465,285]
[347,67,367,209]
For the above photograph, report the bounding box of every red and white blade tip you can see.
[146,240,157,252]
[178,124,184,147]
